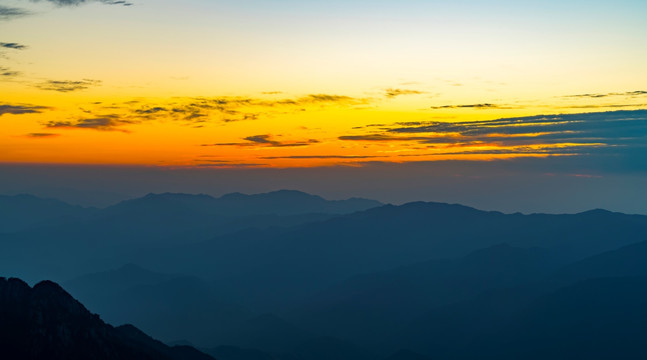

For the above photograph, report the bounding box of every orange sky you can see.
[1,0,647,168]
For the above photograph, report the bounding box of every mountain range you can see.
[3,190,647,359]
[0,277,214,360]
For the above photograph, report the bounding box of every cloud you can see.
[430,103,507,110]
[338,134,446,142]
[259,155,381,159]
[563,103,647,109]
[303,94,356,103]
[339,109,647,158]
[134,107,167,115]
[384,88,425,98]
[387,110,647,139]
[195,163,268,168]
[268,94,366,106]
[203,134,320,148]
[35,79,102,92]
[114,93,368,125]
[0,67,21,77]
[564,90,647,98]
[30,0,132,6]
[0,104,47,115]
[24,133,60,138]
[0,42,28,50]
[0,6,30,21]
[44,115,135,131]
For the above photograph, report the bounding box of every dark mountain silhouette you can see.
[0,194,93,233]
[0,277,215,360]
[116,324,215,360]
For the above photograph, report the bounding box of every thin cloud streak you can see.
[203,134,320,148]
[44,115,135,132]
[0,42,28,50]
[0,104,47,116]
[35,79,102,92]
[0,6,30,21]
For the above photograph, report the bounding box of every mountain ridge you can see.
[0,277,215,360]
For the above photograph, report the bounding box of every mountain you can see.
[135,201,647,311]
[104,190,381,218]
[0,277,215,360]
[497,277,647,360]
[287,244,562,349]
[552,240,647,283]
[214,190,382,216]
[384,350,433,360]
[389,274,647,359]
[0,190,379,282]
[116,324,215,360]
[207,346,277,360]
[64,264,249,346]
[0,194,93,232]
[212,314,374,360]
[64,263,179,296]
[221,314,312,353]
[393,281,559,358]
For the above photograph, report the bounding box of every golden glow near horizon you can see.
[1,0,647,167]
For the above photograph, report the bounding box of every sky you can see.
[1,0,646,213]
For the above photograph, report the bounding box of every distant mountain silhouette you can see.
[292,336,374,360]
[214,190,382,216]
[136,201,647,312]
[65,263,179,295]
[384,349,433,360]
[0,190,379,281]
[553,240,647,283]
[288,243,562,349]
[106,190,381,218]
[5,193,647,359]
[387,274,647,359]
[65,264,249,346]
[0,277,214,360]
[0,194,93,232]
[214,313,375,360]
[497,277,647,360]
[393,281,559,358]
[221,314,312,353]
[207,345,276,360]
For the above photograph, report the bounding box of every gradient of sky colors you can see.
[1,0,646,167]
[1,0,647,214]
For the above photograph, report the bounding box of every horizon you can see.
[1,0,647,216]
[1,187,642,216]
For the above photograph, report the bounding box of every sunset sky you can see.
[1,0,646,212]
